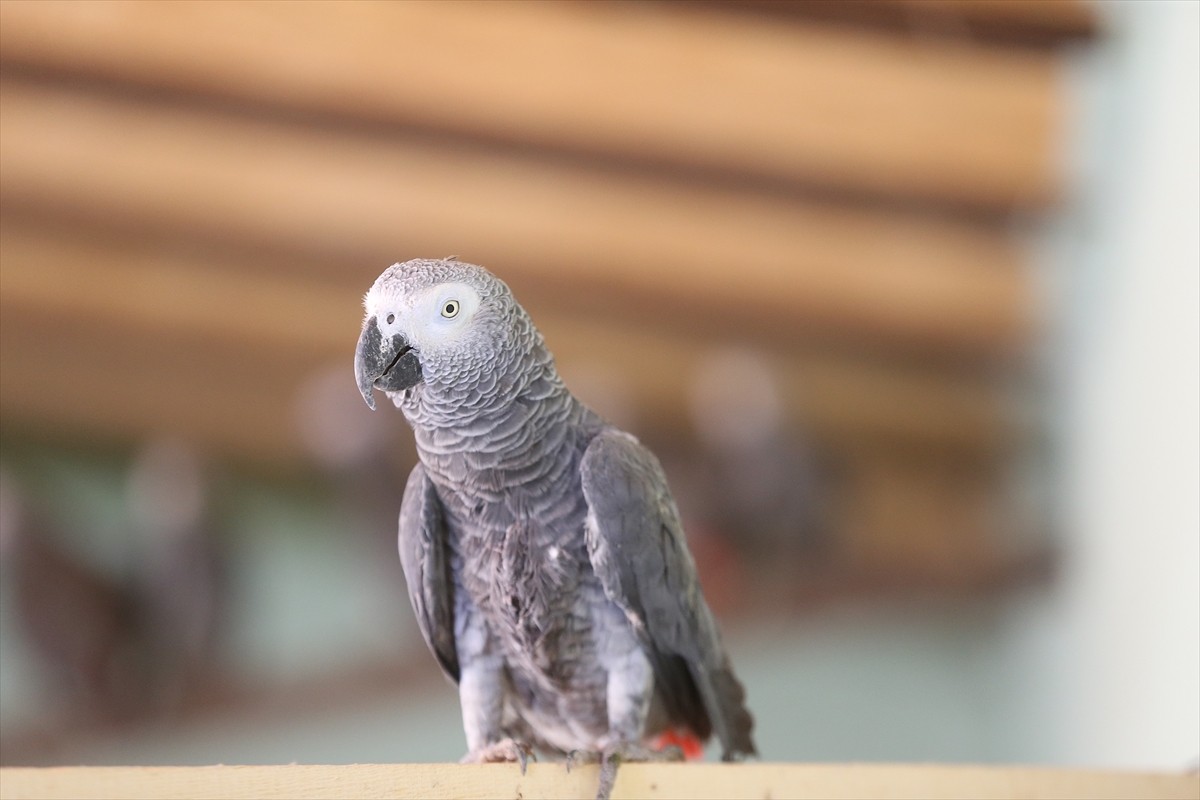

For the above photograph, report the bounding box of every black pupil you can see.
[386,313,395,324]
[445,302,456,314]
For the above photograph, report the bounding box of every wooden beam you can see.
[0,0,1062,210]
[901,0,1098,36]
[0,763,1195,800]
[0,307,320,467]
[0,222,1029,584]
[731,0,1099,47]
[0,227,358,359]
[0,79,1032,362]
[0,224,1016,468]
[0,299,1023,571]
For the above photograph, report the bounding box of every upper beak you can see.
[354,315,423,410]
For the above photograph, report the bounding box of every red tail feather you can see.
[649,728,705,761]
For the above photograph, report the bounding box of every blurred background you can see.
[0,0,1196,772]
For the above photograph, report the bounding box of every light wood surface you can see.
[0,0,1061,210]
[0,78,1030,361]
[0,0,1077,587]
[0,763,1195,800]
[0,224,1015,466]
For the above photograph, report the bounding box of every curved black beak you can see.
[354,315,423,410]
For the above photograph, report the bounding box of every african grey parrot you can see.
[354,259,756,795]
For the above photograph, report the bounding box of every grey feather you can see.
[398,463,459,683]
[581,430,756,760]
[355,258,756,770]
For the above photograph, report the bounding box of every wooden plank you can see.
[0,304,1022,570]
[0,80,1032,362]
[835,448,1010,581]
[0,763,1195,800]
[902,0,1098,35]
[0,224,1015,466]
[0,224,1027,583]
[0,307,321,467]
[736,0,1099,46]
[0,0,1062,210]
[0,229,357,359]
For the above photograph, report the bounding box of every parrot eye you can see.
[441,300,460,318]
[386,313,395,325]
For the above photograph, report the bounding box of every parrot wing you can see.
[580,429,756,760]
[398,462,460,683]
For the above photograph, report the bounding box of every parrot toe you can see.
[564,748,600,772]
[603,740,681,763]
[459,738,537,774]
[594,740,684,800]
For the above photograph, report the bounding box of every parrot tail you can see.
[649,727,706,761]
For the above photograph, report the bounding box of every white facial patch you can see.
[406,282,482,351]
[365,278,482,349]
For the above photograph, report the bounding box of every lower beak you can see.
[354,316,423,410]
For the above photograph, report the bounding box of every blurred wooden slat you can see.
[0,0,1062,211]
[837,448,1005,580]
[1,291,1022,589]
[0,228,355,358]
[901,0,1097,35]
[735,0,1098,46]
[0,307,317,465]
[0,225,1014,466]
[0,79,1031,362]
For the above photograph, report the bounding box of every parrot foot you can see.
[564,748,599,772]
[593,741,685,800]
[459,738,536,774]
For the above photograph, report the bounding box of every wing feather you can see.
[580,429,756,759]
[398,462,459,683]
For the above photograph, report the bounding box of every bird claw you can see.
[605,741,679,764]
[459,738,536,774]
[565,749,599,773]
[657,744,686,762]
[594,741,679,800]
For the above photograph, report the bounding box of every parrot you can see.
[354,258,756,798]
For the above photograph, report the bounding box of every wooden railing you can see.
[1,763,1197,800]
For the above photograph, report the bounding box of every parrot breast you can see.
[420,386,643,752]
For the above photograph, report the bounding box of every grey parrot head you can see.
[354,258,524,410]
